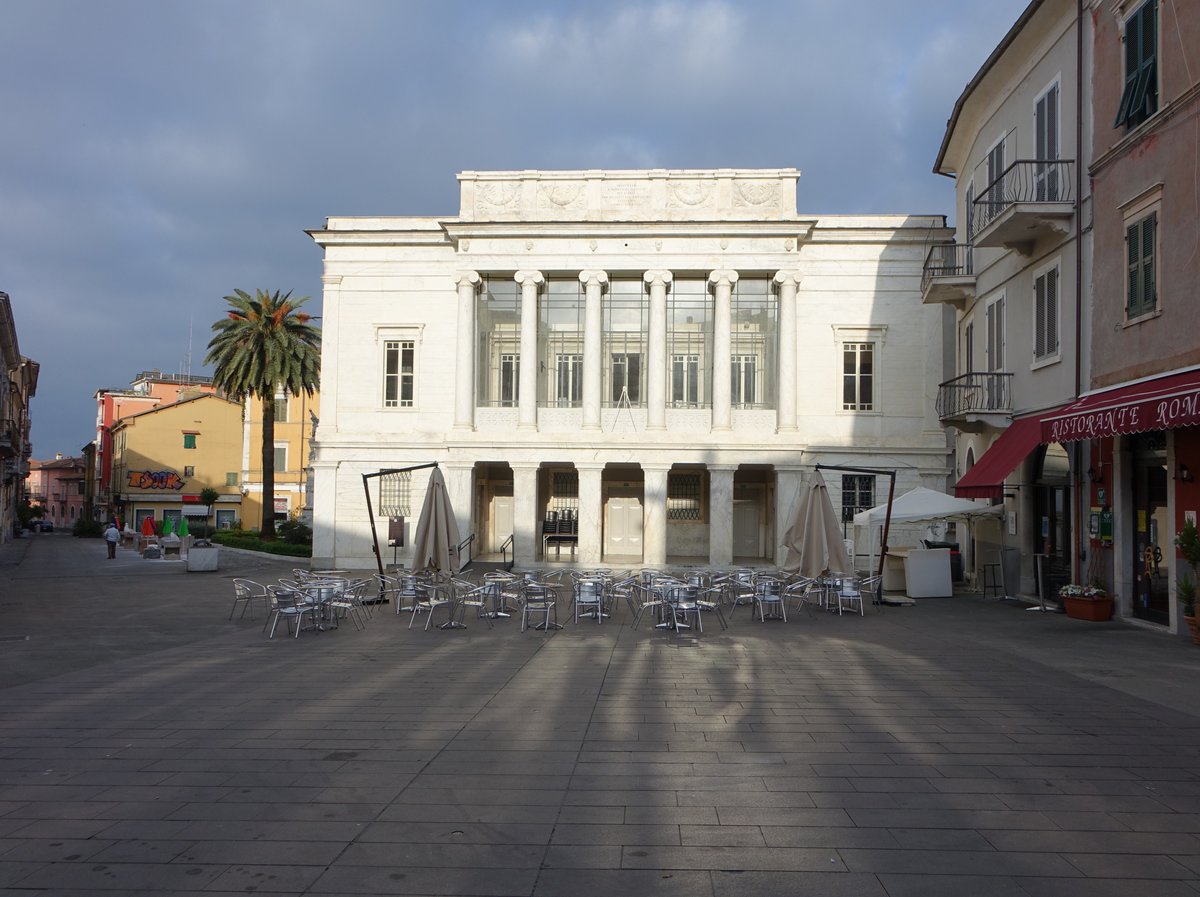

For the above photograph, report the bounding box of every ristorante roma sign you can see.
[1042,371,1200,442]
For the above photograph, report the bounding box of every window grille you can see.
[841,475,875,524]
[668,472,703,521]
[379,470,413,517]
[551,470,579,516]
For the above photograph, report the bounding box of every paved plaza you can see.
[3,533,1200,895]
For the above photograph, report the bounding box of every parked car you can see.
[30,520,53,532]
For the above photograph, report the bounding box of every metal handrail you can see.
[920,243,974,294]
[456,533,475,572]
[500,533,514,570]
[936,371,1014,419]
[972,159,1075,234]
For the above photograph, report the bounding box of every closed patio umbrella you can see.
[161,516,174,537]
[780,470,852,577]
[410,467,460,574]
[141,516,155,536]
[176,515,189,538]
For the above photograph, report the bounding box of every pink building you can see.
[26,454,87,530]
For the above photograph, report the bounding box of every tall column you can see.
[512,462,540,566]
[454,271,481,431]
[444,462,475,563]
[708,465,737,566]
[644,270,672,431]
[579,271,608,431]
[514,270,543,430]
[643,464,670,567]
[709,269,738,431]
[577,463,604,565]
[773,271,801,433]
[775,467,805,567]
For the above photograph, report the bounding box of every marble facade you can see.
[307,169,952,570]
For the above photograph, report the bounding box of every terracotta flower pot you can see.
[1185,613,1200,645]
[1062,595,1113,622]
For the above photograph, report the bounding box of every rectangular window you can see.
[667,471,703,521]
[274,395,289,422]
[841,475,875,525]
[226,472,239,487]
[1034,82,1060,201]
[1127,212,1157,318]
[555,354,582,406]
[842,343,874,411]
[550,469,579,518]
[603,279,648,407]
[500,353,519,406]
[274,444,288,472]
[183,433,197,449]
[671,354,700,406]
[729,277,776,409]
[1034,265,1060,361]
[183,466,195,477]
[1115,1,1158,130]
[384,339,415,408]
[985,138,1006,217]
[667,278,712,408]
[611,353,641,404]
[963,320,975,374]
[731,354,758,406]
[478,276,522,407]
[541,278,584,408]
[215,509,236,530]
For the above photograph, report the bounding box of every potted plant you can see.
[187,487,222,572]
[1177,519,1200,643]
[1059,582,1114,621]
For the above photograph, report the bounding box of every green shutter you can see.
[1046,267,1058,354]
[1141,213,1156,315]
[1127,220,1141,317]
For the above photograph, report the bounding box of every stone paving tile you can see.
[710,870,889,897]
[311,863,539,895]
[533,868,715,897]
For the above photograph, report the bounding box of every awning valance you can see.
[1042,367,1200,442]
[954,416,1046,499]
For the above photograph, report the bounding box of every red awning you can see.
[1042,367,1200,443]
[954,416,1046,499]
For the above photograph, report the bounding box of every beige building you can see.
[110,393,244,532]
[239,391,320,527]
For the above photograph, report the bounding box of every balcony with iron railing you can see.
[921,243,975,310]
[972,159,1074,254]
[0,418,14,457]
[936,371,1014,432]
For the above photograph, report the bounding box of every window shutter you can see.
[1127,220,1141,316]
[1046,267,1058,354]
[1034,275,1047,358]
[1115,10,1141,127]
[1141,213,1156,314]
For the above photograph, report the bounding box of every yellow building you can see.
[110,394,244,532]
[240,390,319,526]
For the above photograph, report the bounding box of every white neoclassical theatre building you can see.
[307,169,952,570]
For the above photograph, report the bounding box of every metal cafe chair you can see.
[752,577,788,622]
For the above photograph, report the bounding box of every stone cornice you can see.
[442,220,816,243]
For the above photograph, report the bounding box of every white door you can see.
[605,497,643,557]
[733,499,761,558]
[491,495,513,553]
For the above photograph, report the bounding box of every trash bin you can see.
[923,540,963,583]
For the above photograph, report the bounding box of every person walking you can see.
[104,521,121,559]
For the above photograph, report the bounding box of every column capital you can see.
[579,270,608,287]
[514,270,544,287]
[321,274,342,286]
[773,270,803,289]
[455,270,481,288]
[643,269,673,287]
[708,269,739,287]
[640,462,674,475]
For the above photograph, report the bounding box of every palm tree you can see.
[205,289,320,541]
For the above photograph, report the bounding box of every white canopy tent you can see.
[852,487,1003,589]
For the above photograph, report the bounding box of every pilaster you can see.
[579,271,608,431]
[454,271,481,431]
[709,269,738,431]
[514,270,544,430]
[644,270,672,431]
[773,271,801,433]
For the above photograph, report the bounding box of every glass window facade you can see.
[668,278,712,408]
[477,276,521,407]
[540,278,584,407]
[729,278,776,409]
[603,278,648,407]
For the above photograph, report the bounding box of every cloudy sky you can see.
[2,0,1030,457]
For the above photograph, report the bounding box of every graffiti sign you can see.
[127,470,185,490]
